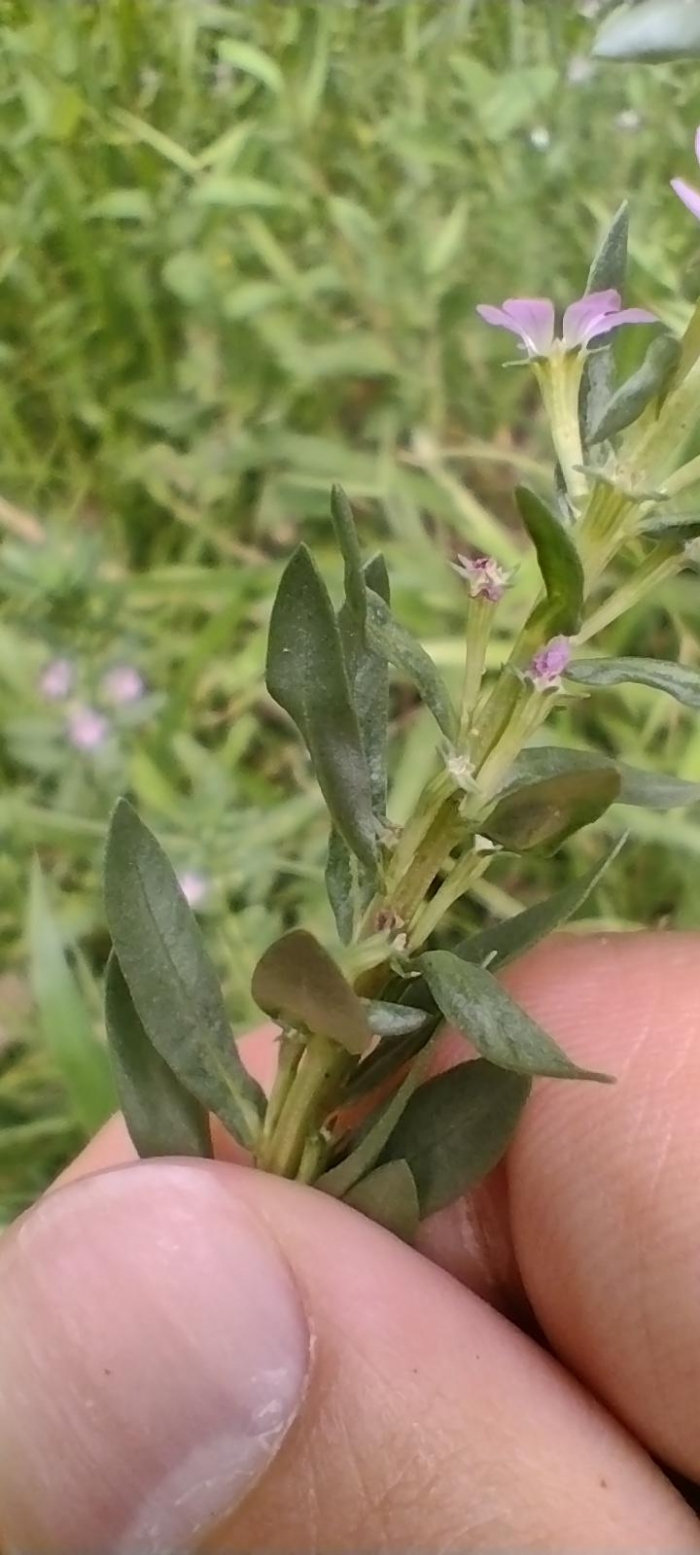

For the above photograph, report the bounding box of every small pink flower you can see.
[67,706,109,751]
[528,636,572,691]
[101,665,145,705]
[476,291,656,359]
[452,554,512,602]
[39,658,73,701]
[671,126,700,222]
[177,870,208,909]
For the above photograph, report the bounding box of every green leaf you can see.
[366,587,456,739]
[515,486,584,634]
[455,838,626,972]
[251,929,371,1055]
[617,763,700,809]
[217,38,284,91]
[28,861,114,1134]
[318,1041,434,1197]
[566,656,700,711]
[378,1060,531,1218]
[343,1159,420,1242]
[340,1024,436,1104]
[105,954,212,1159]
[639,512,700,542]
[503,745,700,811]
[104,800,265,1150]
[362,1000,433,1039]
[419,953,612,1082]
[581,202,629,448]
[483,764,620,853]
[331,484,367,640]
[325,829,355,944]
[339,552,391,818]
[589,333,680,444]
[593,0,700,60]
[266,544,376,869]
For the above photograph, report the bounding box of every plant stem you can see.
[257,1034,350,1179]
[258,1030,304,1157]
[460,596,494,738]
[577,544,680,644]
[407,850,490,952]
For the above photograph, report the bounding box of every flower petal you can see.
[501,297,555,355]
[562,290,621,349]
[671,177,700,222]
[583,307,657,344]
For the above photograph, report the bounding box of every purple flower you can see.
[177,870,208,909]
[67,706,109,751]
[527,636,572,691]
[476,290,656,359]
[39,658,74,701]
[452,554,512,603]
[101,665,145,706]
[671,126,700,222]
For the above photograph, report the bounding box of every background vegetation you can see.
[1,0,700,1217]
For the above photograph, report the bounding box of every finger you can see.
[504,931,700,1482]
[0,1160,697,1554]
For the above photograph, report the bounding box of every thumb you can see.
[0,1159,696,1555]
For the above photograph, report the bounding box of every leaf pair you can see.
[104,801,265,1158]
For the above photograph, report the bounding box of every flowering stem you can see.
[535,353,587,506]
[460,595,494,738]
[407,850,490,952]
[577,543,680,644]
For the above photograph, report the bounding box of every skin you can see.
[2,932,700,1553]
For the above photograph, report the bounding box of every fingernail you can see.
[0,1162,311,1554]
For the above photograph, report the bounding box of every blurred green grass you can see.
[2,0,700,1217]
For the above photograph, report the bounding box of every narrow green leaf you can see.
[617,763,700,809]
[515,486,584,633]
[331,484,367,639]
[104,800,265,1150]
[325,829,355,944]
[318,1041,434,1197]
[28,861,114,1134]
[366,587,456,739]
[343,1159,420,1242]
[566,656,700,710]
[379,1060,531,1219]
[502,744,700,811]
[639,512,700,542]
[483,765,620,853]
[455,839,626,971]
[266,544,376,868]
[581,202,629,448]
[362,1000,433,1039]
[339,552,391,818]
[593,0,700,60]
[589,333,680,444]
[105,954,212,1159]
[251,929,371,1055]
[419,953,612,1082]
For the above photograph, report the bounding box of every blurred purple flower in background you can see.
[67,706,109,751]
[177,870,208,909]
[476,290,656,359]
[101,665,145,706]
[672,126,700,222]
[39,658,74,701]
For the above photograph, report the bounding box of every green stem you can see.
[460,596,494,738]
[407,850,490,952]
[258,1031,304,1157]
[257,1034,350,1179]
[577,544,680,644]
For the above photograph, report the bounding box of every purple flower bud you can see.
[528,636,572,692]
[671,126,700,223]
[101,665,145,706]
[39,658,74,701]
[67,706,109,751]
[452,554,512,603]
[177,870,208,909]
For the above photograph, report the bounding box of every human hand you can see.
[1,934,699,1554]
